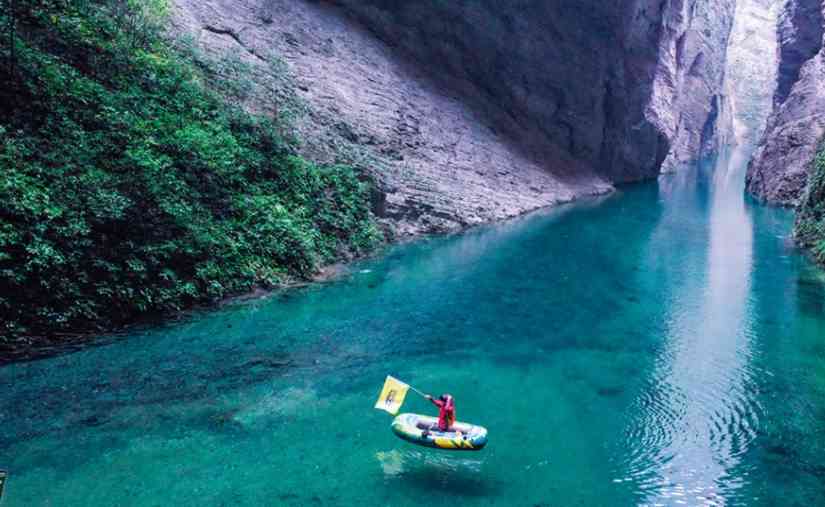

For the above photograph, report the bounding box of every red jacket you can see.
[430,395,456,431]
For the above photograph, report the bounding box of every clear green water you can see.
[2,153,825,506]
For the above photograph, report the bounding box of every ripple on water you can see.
[616,355,766,504]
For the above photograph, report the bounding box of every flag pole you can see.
[408,385,427,398]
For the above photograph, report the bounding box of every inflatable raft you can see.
[391,413,488,451]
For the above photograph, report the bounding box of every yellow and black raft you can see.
[391,413,488,451]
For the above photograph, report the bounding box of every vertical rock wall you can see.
[747,0,825,205]
[645,0,738,171]
[171,0,613,237]
[721,0,779,150]
[330,0,736,180]
[172,0,739,235]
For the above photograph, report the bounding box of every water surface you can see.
[1,156,825,506]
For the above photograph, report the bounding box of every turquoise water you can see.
[2,152,825,506]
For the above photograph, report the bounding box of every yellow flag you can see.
[374,376,410,415]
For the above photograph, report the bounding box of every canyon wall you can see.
[172,0,736,235]
[747,0,825,205]
[642,0,738,170]
[172,0,610,237]
[331,0,736,178]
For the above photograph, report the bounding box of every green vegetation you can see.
[0,0,382,344]
[796,147,825,265]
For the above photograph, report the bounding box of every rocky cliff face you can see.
[172,0,611,237]
[747,0,825,205]
[171,0,735,235]
[331,0,736,179]
[643,0,738,171]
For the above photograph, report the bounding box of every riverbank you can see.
[0,177,616,365]
[5,0,825,358]
[1,0,621,360]
[0,1,381,350]
[795,147,825,265]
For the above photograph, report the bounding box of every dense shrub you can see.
[796,148,825,265]
[0,0,382,342]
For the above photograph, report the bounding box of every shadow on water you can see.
[375,449,503,499]
[795,268,825,316]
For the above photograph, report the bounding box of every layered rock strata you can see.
[173,0,736,235]
[330,0,736,177]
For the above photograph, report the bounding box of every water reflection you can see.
[619,0,779,503]
[623,149,761,505]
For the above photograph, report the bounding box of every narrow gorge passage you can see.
[3,1,825,506]
[618,1,781,502]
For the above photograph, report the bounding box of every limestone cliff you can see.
[747,0,825,205]
[171,0,736,235]
[643,0,738,171]
[172,0,613,237]
[330,0,736,178]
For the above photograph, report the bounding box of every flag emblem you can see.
[375,376,410,415]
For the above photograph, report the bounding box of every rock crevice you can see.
[747,0,825,206]
[201,24,267,61]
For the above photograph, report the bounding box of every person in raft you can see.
[424,393,457,435]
